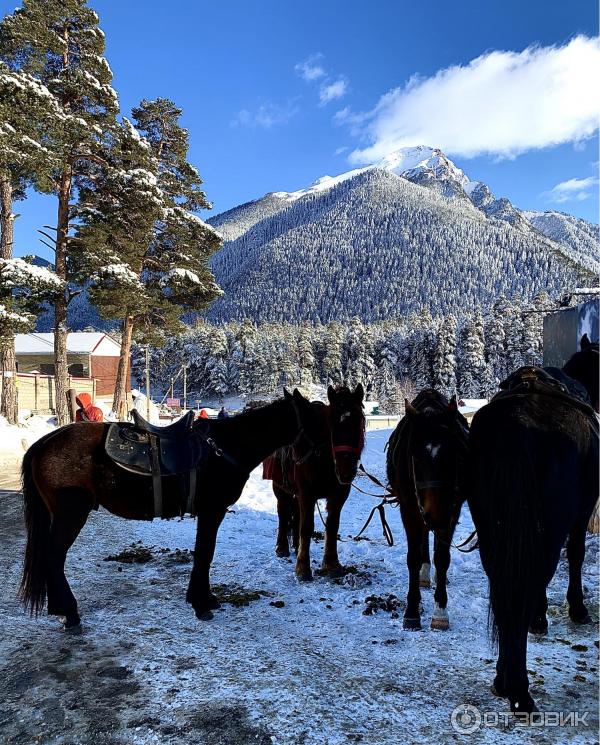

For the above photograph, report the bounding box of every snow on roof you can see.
[15,332,119,355]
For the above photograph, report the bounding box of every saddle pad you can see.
[106,423,207,476]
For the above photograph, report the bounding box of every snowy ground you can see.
[0,429,598,744]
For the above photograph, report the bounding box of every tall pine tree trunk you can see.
[53,167,72,426]
[113,314,134,419]
[0,176,18,424]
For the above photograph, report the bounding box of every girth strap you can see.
[149,434,163,518]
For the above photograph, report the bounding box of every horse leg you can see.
[291,497,300,553]
[431,530,451,630]
[529,589,548,635]
[46,490,91,629]
[419,530,431,588]
[274,486,292,558]
[566,518,592,624]
[322,493,346,578]
[187,503,227,620]
[494,621,536,714]
[295,495,314,582]
[402,509,424,630]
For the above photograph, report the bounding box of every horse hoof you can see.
[512,698,538,715]
[419,563,431,588]
[195,609,214,621]
[490,684,504,698]
[419,578,431,589]
[61,614,81,631]
[403,617,421,631]
[570,611,592,625]
[296,571,313,582]
[276,548,290,558]
[323,565,345,579]
[529,622,548,635]
[207,597,222,610]
[430,617,449,631]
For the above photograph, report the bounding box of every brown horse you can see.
[19,388,319,628]
[266,384,365,581]
[386,390,469,630]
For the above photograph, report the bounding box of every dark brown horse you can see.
[386,390,469,630]
[19,389,319,627]
[266,384,365,581]
[469,338,599,713]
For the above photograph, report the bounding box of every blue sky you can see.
[1,0,598,260]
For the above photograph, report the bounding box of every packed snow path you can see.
[0,430,598,744]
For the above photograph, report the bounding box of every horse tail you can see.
[19,440,51,616]
[472,412,542,645]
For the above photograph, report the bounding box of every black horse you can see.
[19,388,319,627]
[469,336,599,713]
[386,390,469,630]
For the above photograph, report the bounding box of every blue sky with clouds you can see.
[1,0,598,260]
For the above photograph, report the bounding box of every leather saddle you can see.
[495,366,598,434]
[105,410,209,518]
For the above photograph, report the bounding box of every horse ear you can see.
[327,385,335,403]
[292,388,304,403]
[354,382,365,402]
[405,399,418,417]
[283,388,292,401]
[448,395,458,413]
[581,333,591,350]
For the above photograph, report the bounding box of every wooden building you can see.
[14,332,128,403]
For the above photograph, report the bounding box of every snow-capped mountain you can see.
[205,147,598,323]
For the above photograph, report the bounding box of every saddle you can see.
[495,366,598,435]
[105,410,208,519]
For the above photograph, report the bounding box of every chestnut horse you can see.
[267,384,365,581]
[386,390,469,631]
[19,389,319,627]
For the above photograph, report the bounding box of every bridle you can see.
[292,404,365,473]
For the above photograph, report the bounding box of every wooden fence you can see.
[0,373,96,414]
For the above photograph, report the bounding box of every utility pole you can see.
[183,365,187,411]
[145,346,151,420]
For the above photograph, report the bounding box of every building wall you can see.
[0,373,96,414]
[91,355,130,396]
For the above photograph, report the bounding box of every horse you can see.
[19,388,320,627]
[267,384,365,581]
[468,336,599,713]
[386,390,469,631]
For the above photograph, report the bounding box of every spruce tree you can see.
[433,314,457,397]
[0,0,119,424]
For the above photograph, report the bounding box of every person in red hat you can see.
[75,392,104,422]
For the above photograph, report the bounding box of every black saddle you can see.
[495,366,598,430]
[105,410,209,518]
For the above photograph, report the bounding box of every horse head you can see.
[326,383,366,484]
[283,387,325,453]
[562,334,599,412]
[405,394,466,531]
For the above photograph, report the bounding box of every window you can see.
[40,364,55,376]
[68,363,85,377]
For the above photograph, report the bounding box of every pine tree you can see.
[0,62,60,421]
[322,321,344,385]
[76,100,222,416]
[0,0,119,424]
[297,322,315,388]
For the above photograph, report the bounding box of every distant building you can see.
[14,332,129,400]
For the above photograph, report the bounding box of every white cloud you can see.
[343,36,600,164]
[232,100,299,128]
[544,176,599,203]
[295,54,325,82]
[319,78,348,105]
[334,146,349,155]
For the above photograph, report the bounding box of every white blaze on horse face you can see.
[340,411,352,422]
[426,442,441,460]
